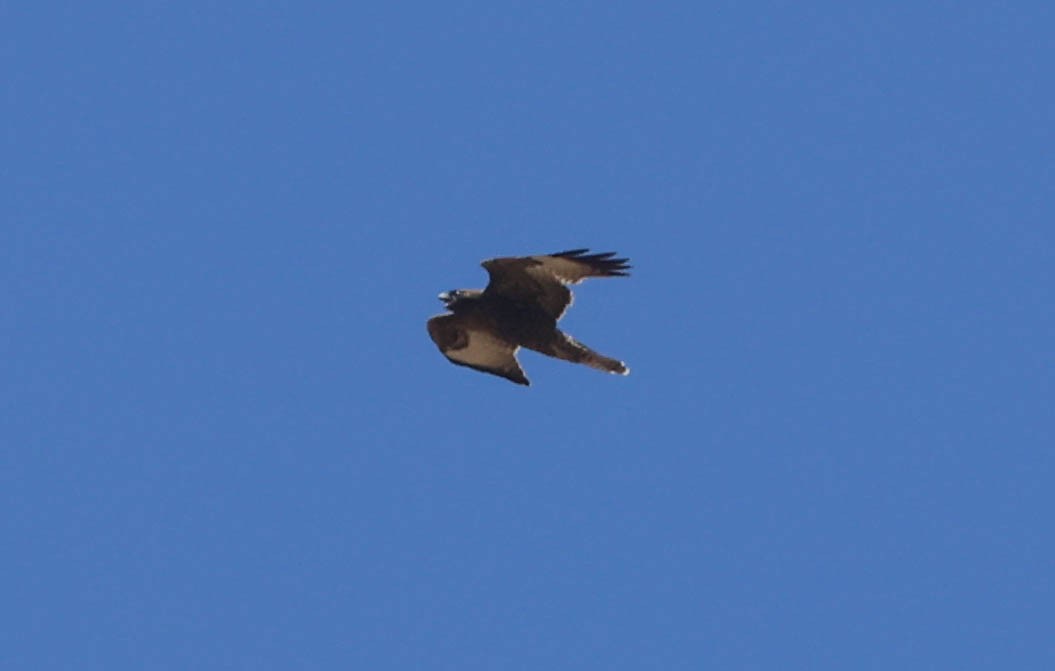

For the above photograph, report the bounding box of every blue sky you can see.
[4,2,1053,669]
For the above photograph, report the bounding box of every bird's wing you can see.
[481,249,631,320]
[426,314,530,386]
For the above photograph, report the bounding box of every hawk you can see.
[427,249,631,386]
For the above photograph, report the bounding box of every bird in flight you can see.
[427,249,631,386]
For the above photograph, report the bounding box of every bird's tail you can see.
[539,332,630,376]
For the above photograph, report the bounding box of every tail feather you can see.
[540,332,630,376]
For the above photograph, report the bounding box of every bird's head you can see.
[438,289,478,309]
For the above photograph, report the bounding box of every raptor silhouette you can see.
[427,249,631,386]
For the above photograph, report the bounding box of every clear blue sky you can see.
[5,2,1053,669]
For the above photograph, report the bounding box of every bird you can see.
[427,248,631,386]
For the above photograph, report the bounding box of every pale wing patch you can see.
[532,251,631,285]
[446,328,520,371]
[532,256,595,285]
[427,314,529,385]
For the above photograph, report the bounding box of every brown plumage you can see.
[427,249,631,386]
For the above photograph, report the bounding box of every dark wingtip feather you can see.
[551,248,632,277]
[551,248,591,258]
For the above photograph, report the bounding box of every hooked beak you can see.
[438,291,451,302]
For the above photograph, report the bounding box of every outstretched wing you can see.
[481,249,631,320]
[426,314,530,386]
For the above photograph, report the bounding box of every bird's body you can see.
[427,249,631,386]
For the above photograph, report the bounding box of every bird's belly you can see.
[489,302,555,345]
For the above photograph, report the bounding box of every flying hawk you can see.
[427,249,631,386]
